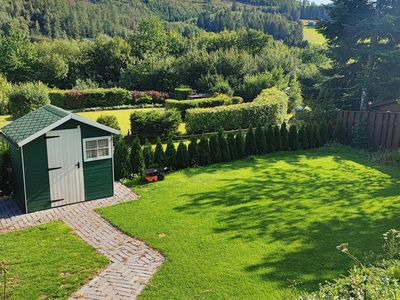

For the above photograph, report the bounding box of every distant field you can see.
[302,20,327,46]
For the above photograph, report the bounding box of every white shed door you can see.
[46,128,85,207]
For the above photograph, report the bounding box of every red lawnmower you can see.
[144,168,169,183]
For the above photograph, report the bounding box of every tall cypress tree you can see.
[176,141,190,169]
[153,136,165,168]
[288,124,299,151]
[209,135,222,163]
[255,124,267,154]
[218,128,231,162]
[165,136,177,168]
[245,126,257,155]
[298,126,308,150]
[130,136,144,177]
[188,137,199,166]
[143,139,154,168]
[198,136,211,166]
[280,123,289,151]
[273,125,281,151]
[265,125,274,152]
[306,123,316,149]
[236,129,246,159]
[227,133,237,160]
[114,137,130,180]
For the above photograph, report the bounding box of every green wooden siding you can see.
[9,145,26,212]
[23,136,51,213]
[83,159,114,201]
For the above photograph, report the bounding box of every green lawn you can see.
[0,222,108,299]
[99,146,400,299]
[302,21,326,46]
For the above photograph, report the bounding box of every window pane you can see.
[98,148,109,157]
[98,139,109,148]
[86,140,97,150]
[86,150,98,159]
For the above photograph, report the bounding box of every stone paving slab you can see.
[0,182,164,300]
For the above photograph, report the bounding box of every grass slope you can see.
[99,146,400,299]
[0,222,108,299]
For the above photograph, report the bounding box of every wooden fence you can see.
[337,110,400,149]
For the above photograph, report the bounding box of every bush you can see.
[165,137,177,168]
[273,125,281,151]
[198,136,211,166]
[96,115,121,131]
[0,142,13,196]
[130,109,181,141]
[185,101,285,134]
[0,74,12,115]
[265,125,274,152]
[113,138,130,180]
[218,129,231,162]
[288,125,299,151]
[280,123,289,151]
[319,121,329,146]
[209,135,222,163]
[352,119,369,149]
[49,88,131,110]
[298,126,309,149]
[130,136,144,178]
[176,142,190,169]
[334,121,346,144]
[253,87,288,119]
[227,133,237,160]
[165,95,241,119]
[143,139,154,168]
[136,94,153,105]
[371,149,400,167]
[211,76,233,96]
[236,129,246,159]
[131,90,169,104]
[154,137,165,168]
[174,87,192,100]
[255,124,267,154]
[245,126,257,155]
[9,82,50,118]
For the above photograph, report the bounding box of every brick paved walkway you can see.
[0,182,164,299]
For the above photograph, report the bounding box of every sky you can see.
[312,0,332,4]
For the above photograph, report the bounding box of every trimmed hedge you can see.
[49,88,131,110]
[165,95,243,118]
[174,87,192,100]
[185,101,285,134]
[130,109,181,142]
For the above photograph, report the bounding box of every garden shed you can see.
[1,105,120,213]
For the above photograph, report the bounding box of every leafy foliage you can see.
[9,82,49,118]
[96,115,120,131]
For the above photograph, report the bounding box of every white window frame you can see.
[83,136,112,162]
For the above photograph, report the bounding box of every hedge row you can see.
[119,121,332,178]
[165,96,243,118]
[185,101,286,134]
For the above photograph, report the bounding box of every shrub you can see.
[153,137,165,168]
[280,123,289,151]
[265,125,274,152]
[298,126,308,149]
[371,149,400,167]
[253,87,288,118]
[9,82,50,118]
[174,87,192,100]
[165,137,177,168]
[218,129,231,162]
[143,139,154,168]
[211,76,233,96]
[288,125,299,151]
[273,125,281,151]
[245,126,257,155]
[227,133,237,160]
[334,121,346,144]
[130,136,144,177]
[136,94,153,105]
[231,96,244,104]
[176,142,190,169]
[188,137,199,166]
[131,91,169,105]
[255,124,267,154]
[96,115,121,131]
[165,95,241,119]
[319,121,329,146]
[186,101,284,134]
[236,129,246,159]
[352,119,369,149]
[197,136,211,166]
[113,138,130,180]
[307,123,317,149]
[0,74,12,115]
[49,88,131,110]
[130,109,181,141]
[313,124,322,147]
[209,135,222,163]
[0,142,13,196]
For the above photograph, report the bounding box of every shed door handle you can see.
[76,162,80,169]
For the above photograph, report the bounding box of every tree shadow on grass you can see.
[174,147,400,292]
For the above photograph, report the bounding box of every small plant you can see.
[383,229,400,260]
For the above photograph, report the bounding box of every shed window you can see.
[83,136,112,162]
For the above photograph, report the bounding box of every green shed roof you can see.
[1,105,120,147]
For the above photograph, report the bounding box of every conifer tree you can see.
[165,136,177,168]
[153,136,165,168]
[265,125,274,152]
[188,137,199,166]
[245,126,257,155]
[298,126,308,150]
[209,135,222,163]
[114,137,130,180]
[218,128,231,162]
[255,124,267,154]
[130,136,144,177]
[280,123,289,151]
[227,133,237,160]
[273,125,281,151]
[176,141,190,169]
[198,136,211,166]
[288,125,299,151]
[143,139,154,168]
[236,129,246,159]
[306,123,316,149]
[319,121,329,146]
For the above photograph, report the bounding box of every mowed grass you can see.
[0,222,108,299]
[99,145,400,299]
[304,26,326,45]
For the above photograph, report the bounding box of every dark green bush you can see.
[153,137,165,168]
[245,126,257,155]
[288,125,299,151]
[165,137,177,168]
[186,101,285,134]
[49,88,131,110]
[273,125,281,151]
[227,133,237,160]
[218,129,231,162]
[0,143,13,196]
[255,124,267,154]
[130,109,181,141]
[319,121,329,146]
[9,82,50,118]
[298,126,308,149]
[334,121,346,144]
[176,142,190,169]
[143,139,154,168]
[114,137,130,180]
[280,123,289,151]
[265,125,274,152]
[352,119,369,149]
[174,87,192,100]
[188,137,199,166]
[236,129,246,159]
[209,135,222,163]
[198,136,211,166]
[96,115,121,131]
[130,136,144,178]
